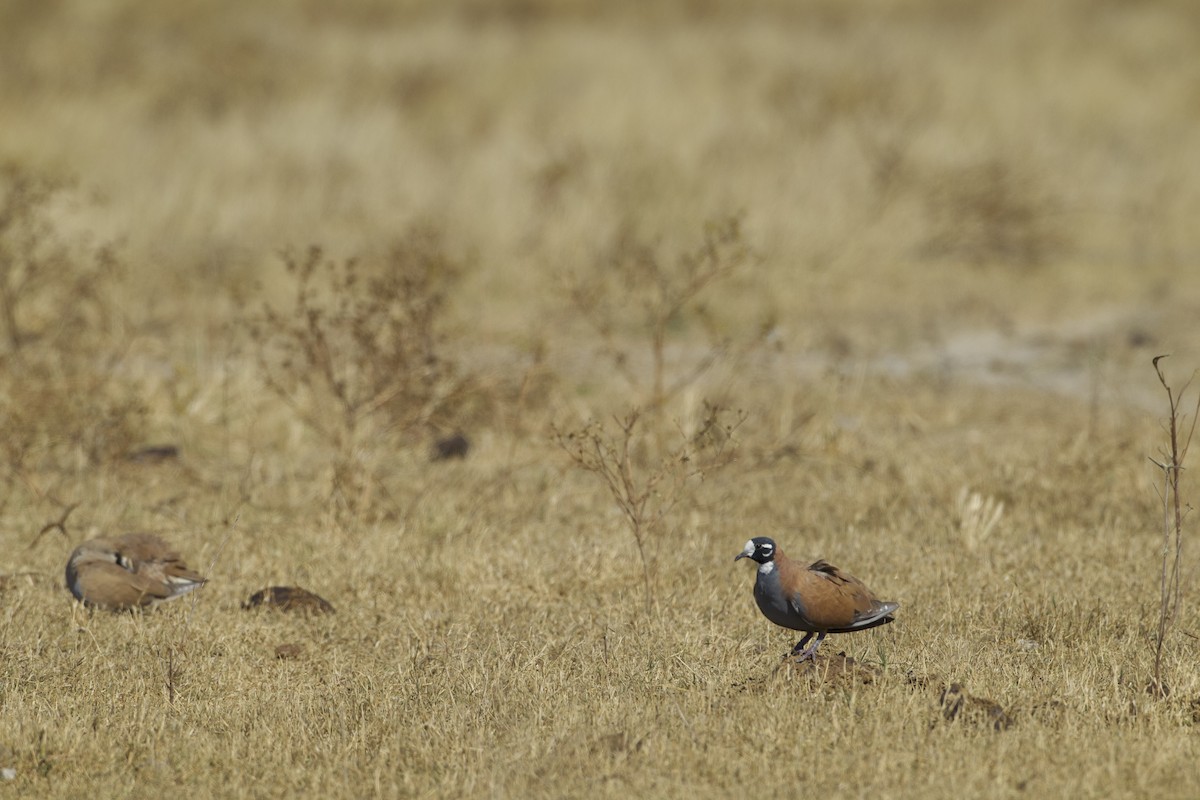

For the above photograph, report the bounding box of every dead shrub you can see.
[552,402,745,614]
[920,157,1067,269]
[0,165,139,475]
[564,215,759,414]
[245,230,481,516]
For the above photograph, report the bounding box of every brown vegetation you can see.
[2,1,1200,798]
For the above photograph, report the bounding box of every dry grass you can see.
[3,0,1200,797]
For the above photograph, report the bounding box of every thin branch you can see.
[1150,355,1192,697]
[28,499,79,550]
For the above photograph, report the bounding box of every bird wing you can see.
[113,533,179,565]
[792,559,893,630]
[74,562,173,610]
[114,533,206,586]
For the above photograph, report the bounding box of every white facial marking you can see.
[742,540,755,558]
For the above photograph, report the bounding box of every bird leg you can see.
[789,632,814,657]
[790,631,827,662]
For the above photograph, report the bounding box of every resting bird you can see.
[735,536,898,660]
[65,533,206,611]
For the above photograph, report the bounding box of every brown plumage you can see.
[65,533,206,611]
[735,536,898,660]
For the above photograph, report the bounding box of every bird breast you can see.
[753,567,810,632]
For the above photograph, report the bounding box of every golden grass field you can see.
[3,0,1200,797]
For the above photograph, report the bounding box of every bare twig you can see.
[553,403,745,614]
[1148,355,1200,697]
[164,646,177,705]
[563,215,755,413]
[27,497,79,550]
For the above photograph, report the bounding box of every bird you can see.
[735,536,898,661]
[65,533,206,611]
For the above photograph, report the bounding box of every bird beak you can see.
[734,552,748,562]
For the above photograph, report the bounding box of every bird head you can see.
[734,537,776,564]
[67,540,124,571]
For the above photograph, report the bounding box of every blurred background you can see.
[3,0,1197,357]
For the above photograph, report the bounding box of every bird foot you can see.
[786,632,826,662]
[788,647,818,663]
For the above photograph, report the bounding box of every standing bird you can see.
[65,533,206,611]
[735,536,898,661]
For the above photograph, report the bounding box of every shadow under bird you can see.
[65,533,206,611]
[735,536,898,660]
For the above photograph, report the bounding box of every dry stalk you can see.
[553,403,744,614]
[1148,355,1200,697]
[565,215,755,412]
[955,486,1004,552]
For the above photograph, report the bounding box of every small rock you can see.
[243,586,335,615]
[275,643,304,660]
[430,432,470,461]
[125,445,181,464]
